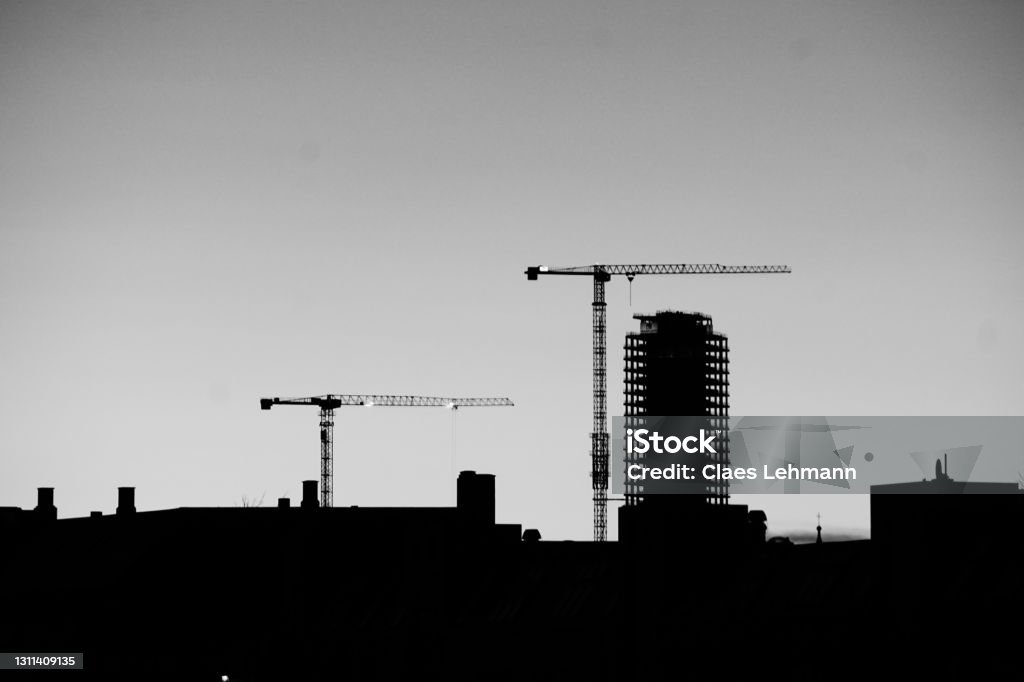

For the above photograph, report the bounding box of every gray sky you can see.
[2,0,1022,540]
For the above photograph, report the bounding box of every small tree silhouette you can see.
[239,492,266,508]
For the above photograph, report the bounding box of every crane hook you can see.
[626,273,635,306]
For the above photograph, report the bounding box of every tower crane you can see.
[525,263,792,541]
[260,394,514,508]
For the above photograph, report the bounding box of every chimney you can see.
[457,470,495,529]
[116,487,135,516]
[278,497,291,509]
[34,487,57,521]
[301,480,318,509]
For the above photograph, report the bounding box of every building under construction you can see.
[623,310,731,505]
[618,310,747,550]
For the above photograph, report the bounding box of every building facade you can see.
[623,311,730,505]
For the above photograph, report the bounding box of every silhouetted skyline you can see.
[5,460,1022,677]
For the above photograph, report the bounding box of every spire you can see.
[816,512,822,545]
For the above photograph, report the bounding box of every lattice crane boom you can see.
[525,262,791,542]
[261,394,514,508]
[527,264,791,277]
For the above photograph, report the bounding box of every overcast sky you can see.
[2,0,1022,540]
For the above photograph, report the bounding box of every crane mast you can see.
[260,394,514,508]
[526,263,791,542]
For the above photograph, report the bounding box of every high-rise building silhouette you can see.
[623,311,730,504]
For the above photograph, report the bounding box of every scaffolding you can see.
[623,311,730,506]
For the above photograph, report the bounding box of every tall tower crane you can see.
[260,394,514,508]
[525,263,792,542]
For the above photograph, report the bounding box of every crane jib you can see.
[526,264,791,279]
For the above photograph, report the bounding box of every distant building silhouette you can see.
[871,456,1022,549]
[34,487,56,521]
[868,455,1024,636]
[116,487,135,516]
